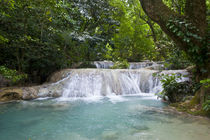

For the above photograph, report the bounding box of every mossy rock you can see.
[0,88,23,102]
[0,86,41,102]
[170,97,210,118]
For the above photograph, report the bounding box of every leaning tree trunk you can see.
[139,0,209,104]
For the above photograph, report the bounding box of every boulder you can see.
[0,86,43,102]
[22,86,40,100]
[0,88,23,102]
[46,69,71,83]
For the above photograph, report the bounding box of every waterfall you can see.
[62,69,153,97]
[37,69,188,98]
[93,61,114,69]
[93,61,164,69]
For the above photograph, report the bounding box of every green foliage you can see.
[0,0,202,85]
[108,0,155,61]
[202,99,210,112]
[200,79,210,113]
[0,0,119,83]
[202,100,210,116]
[200,79,210,88]
[111,59,129,69]
[0,66,27,84]
[157,73,182,91]
[163,0,185,14]
[166,17,208,70]
[154,73,193,103]
[164,47,192,69]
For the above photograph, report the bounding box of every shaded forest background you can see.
[0,0,209,84]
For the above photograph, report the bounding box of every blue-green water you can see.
[0,96,210,140]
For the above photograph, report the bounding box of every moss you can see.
[170,99,210,118]
[189,95,200,106]
[187,110,208,116]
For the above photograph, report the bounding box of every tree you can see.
[0,0,119,83]
[107,0,155,62]
[139,0,209,103]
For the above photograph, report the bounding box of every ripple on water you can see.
[0,96,210,140]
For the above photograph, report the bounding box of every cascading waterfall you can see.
[62,69,154,97]
[93,61,164,69]
[93,61,114,69]
[38,68,189,98]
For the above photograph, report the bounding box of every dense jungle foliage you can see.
[0,0,197,84]
[0,0,209,114]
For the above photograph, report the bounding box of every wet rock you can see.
[47,69,71,83]
[22,86,40,100]
[51,92,60,97]
[0,86,41,102]
[0,88,23,102]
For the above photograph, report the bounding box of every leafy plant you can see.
[200,79,210,113]
[0,66,27,84]
[200,79,210,88]
[164,47,192,69]
[111,60,130,69]
[166,17,208,69]
[154,73,192,103]
[202,99,210,112]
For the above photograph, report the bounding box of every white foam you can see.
[107,95,128,103]
[35,97,53,101]
[37,69,189,100]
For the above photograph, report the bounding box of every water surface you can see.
[0,96,210,140]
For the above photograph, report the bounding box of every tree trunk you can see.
[185,0,207,37]
[139,0,209,104]
[139,0,207,50]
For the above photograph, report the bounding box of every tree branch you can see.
[139,0,186,49]
[139,0,207,51]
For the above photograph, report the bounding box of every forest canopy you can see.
[0,0,209,84]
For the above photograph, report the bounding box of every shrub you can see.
[154,73,193,103]
[202,99,210,112]
[200,79,210,113]
[0,66,27,84]
[111,60,130,69]
[200,79,210,88]
[164,48,192,70]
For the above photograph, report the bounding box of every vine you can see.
[166,17,208,72]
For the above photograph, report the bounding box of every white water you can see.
[93,61,164,69]
[40,69,188,99]
[94,61,114,69]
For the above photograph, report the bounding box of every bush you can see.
[200,79,210,114]
[111,60,130,69]
[154,73,193,103]
[202,99,210,112]
[164,48,192,69]
[200,79,210,88]
[0,66,27,84]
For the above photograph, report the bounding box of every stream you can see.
[0,62,210,140]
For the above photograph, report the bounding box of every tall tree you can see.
[139,0,209,103]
